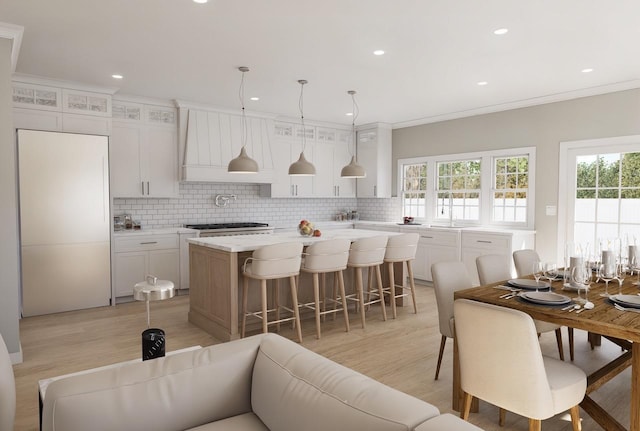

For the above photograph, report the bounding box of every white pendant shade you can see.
[228,146,259,173]
[288,151,316,176]
[340,155,366,178]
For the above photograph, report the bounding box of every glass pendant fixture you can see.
[288,79,316,176]
[340,90,366,178]
[228,66,259,173]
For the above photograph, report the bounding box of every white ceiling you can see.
[2,0,640,128]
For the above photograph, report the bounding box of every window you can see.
[493,156,529,223]
[398,147,535,228]
[436,159,481,222]
[401,163,427,218]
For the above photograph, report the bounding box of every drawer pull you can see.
[477,240,492,243]
[421,236,434,239]
[139,241,158,245]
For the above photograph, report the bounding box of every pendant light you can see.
[228,66,259,173]
[288,79,316,176]
[340,90,366,178]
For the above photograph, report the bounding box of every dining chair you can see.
[299,238,351,339]
[513,250,578,361]
[383,232,419,319]
[0,333,16,431]
[241,242,304,343]
[454,299,586,431]
[431,261,473,380]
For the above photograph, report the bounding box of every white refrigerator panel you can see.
[18,130,111,316]
[18,130,110,246]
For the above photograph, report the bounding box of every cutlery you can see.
[568,305,581,312]
[614,303,640,314]
[561,304,576,311]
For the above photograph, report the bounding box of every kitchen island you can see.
[187,229,401,341]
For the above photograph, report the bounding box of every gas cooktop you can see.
[185,222,269,230]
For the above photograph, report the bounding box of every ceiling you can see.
[2,0,640,128]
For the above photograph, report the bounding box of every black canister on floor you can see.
[142,328,165,361]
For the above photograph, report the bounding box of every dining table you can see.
[453,273,640,431]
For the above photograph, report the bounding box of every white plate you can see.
[521,291,571,305]
[562,282,590,292]
[508,279,550,290]
[610,294,640,309]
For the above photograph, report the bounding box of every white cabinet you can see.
[356,123,392,198]
[179,230,198,291]
[12,80,112,135]
[461,230,535,286]
[113,234,180,297]
[110,100,179,198]
[413,229,461,282]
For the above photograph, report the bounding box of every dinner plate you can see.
[507,279,550,290]
[610,294,640,309]
[520,291,571,305]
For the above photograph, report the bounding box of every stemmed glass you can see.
[543,262,558,290]
[598,262,616,297]
[631,254,640,287]
[615,259,625,295]
[572,261,591,304]
[532,261,544,292]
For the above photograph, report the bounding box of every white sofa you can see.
[42,333,482,431]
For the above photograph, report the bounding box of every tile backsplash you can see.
[112,183,400,229]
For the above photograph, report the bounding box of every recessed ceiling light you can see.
[581,68,594,73]
[477,81,488,86]
[250,97,260,101]
[493,28,508,35]
[346,112,354,116]
[111,74,123,79]
[373,50,385,56]
[193,0,208,3]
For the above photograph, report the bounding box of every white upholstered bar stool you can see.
[454,299,586,431]
[347,235,389,329]
[383,232,419,319]
[241,242,304,343]
[476,253,568,361]
[431,261,473,380]
[299,238,351,339]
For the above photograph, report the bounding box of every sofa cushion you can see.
[251,334,440,431]
[187,412,269,431]
[43,336,263,431]
[415,413,484,430]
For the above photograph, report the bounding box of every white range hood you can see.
[178,102,275,183]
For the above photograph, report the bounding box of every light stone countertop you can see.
[187,228,399,253]
[113,227,199,236]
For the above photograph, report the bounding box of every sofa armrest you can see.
[415,413,485,430]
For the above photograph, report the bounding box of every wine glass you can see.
[572,262,591,304]
[543,262,558,289]
[615,259,625,295]
[532,261,544,292]
[598,262,616,297]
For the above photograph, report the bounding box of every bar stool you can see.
[241,242,304,343]
[383,232,419,319]
[347,235,388,329]
[299,238,351,339]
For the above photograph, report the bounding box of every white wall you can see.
[0,37,22,359]
[392,89,640,262]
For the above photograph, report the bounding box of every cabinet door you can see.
[148,249,180,286]
[62,113,111,135]
[144,126,178,198]
[290,140,314,197]
[13,108,63,131]
[413,240,429,280]
[114,251,148,297]
[110,122,143,197]
[356,130,378,197]
[426,246,460,282]
[312,142,335,197]
[333,139,356,197]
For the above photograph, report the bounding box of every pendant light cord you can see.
[299,80,307,152]
[238,69,247,148]
[350,91,359,157]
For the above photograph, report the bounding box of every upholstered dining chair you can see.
[431,261,473,380]
[0,333,16,431]
[454,299,586,431]
[476,254,569,361]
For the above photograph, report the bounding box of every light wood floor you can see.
[13,283,630,431]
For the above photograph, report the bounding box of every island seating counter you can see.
[187,229,404,341]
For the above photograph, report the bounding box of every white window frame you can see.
[558,135,640,261]
[397,146,536,229]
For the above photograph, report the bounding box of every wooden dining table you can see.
[453,274,640,431]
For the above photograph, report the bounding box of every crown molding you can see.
[12,73,119,95]
[0,22,23,72]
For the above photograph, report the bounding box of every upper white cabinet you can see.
[12,79,113,135]
[181,108,275,183]
[260,122,355,198]
[110,99,179,198]
[356,123,392,198]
